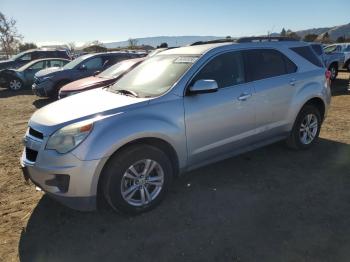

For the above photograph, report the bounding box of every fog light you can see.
[45,174,70,193]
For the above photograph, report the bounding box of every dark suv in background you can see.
[32,52,145,98]
[0,48,71,87]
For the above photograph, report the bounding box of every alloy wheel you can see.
[120,159,164,207]
[299,113,318,145]
[9,79,22,90]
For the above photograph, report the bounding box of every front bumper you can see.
[20,131,105,211]
[32,80,55,97]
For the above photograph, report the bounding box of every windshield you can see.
[63,54,92,70]
[323,45,337,53]
[109,55,198,97]
[11,51,30,61]
[98,60,139,79]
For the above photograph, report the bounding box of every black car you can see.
[2,58,69,91]
[32,52,144,98]
[0,48,71,87]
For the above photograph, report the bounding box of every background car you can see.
[311,43,345,80]
[0,48,71,87]
[59,57,145,99]
[1,58,69,91]
[324,43,350,72]
[32,52,145,98]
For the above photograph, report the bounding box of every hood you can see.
[35,67,64,78]
[60,76,113,92]
[30,88,149,133]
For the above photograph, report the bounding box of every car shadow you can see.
[0,88,33,98]
[18,138,350,262]
[32,98,55,109]
[331,75,350,97]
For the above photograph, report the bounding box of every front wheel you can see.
[346,62,350,72]
[286,105,321,150]
[102,145,173,214]
[8,78,23,91]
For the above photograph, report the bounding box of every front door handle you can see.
[289,79,296,86]
[238,93,252,101]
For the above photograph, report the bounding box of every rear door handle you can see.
[289,79,296,86]
[238,93,252,101]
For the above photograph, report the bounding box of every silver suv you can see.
[21,38,331,214]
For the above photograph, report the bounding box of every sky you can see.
[1,0,350,46]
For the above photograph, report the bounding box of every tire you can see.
[51,80,69,99]
[286,105,321,150]
[101,144,173,215]
[346,61,350,72]
[8,78,23,91]
[329,63,338,81]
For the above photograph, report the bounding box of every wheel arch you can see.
[95,136,180,207]
[303,97,326,122]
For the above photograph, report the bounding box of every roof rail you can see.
[236,36,299,43]
[190,38,235,46]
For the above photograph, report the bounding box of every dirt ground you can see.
[0,72,350,262]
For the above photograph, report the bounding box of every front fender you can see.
[72,99,187,169]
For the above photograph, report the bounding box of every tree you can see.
[321,32,331,44]
[0,12,22,58]
[286,31,301,40]
[303,34,318,42]
[18,42,37,52]
[157,42,168,48]
[336,36,346,43]
[280,28,287,37]
[128,38,138,49]
[67,42,76,52]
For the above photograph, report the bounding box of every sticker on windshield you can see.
[174,56,198,64]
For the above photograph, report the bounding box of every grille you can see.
[29,127,43,140]
[26,148,38,162]
[33,77,40,84]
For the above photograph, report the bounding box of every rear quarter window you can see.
[311,44,323,56]
[290,46,323,68]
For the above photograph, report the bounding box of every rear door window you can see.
[84,57,103,70]
[192,51,245,89]
[291,46,323,67]
[311,44,323,56]
[48,60,66,67]
[28,61,45,70]
[244,49,296,82]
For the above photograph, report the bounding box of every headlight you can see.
[46,120,93,153]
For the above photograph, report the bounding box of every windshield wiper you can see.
[115,89,138,97]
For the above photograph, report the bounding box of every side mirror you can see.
[79,64,87,70]
[189,79,218,94]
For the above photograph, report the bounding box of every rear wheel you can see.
[286,105,321,150]
[8,78,23,91]
[102,144,173,214]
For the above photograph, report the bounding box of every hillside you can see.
[103,36,223,48]
[295,23,350,40]
[100,22,350,49]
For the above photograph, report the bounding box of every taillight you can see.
[325,70,331,80]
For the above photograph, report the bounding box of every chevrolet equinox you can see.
[21,38,331,214]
